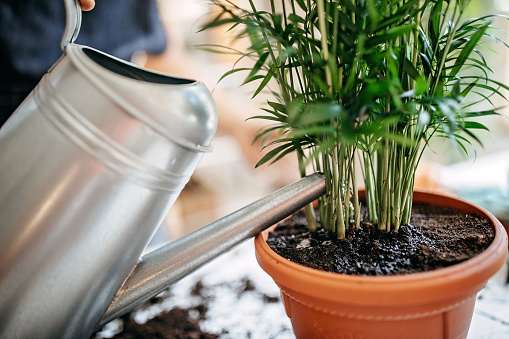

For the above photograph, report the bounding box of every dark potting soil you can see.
[267,202,495,275]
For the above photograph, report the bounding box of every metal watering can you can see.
[0,1,326,338]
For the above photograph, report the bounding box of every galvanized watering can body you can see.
[0,49,324,337]
[0,1,327,338]
[0,0,217,337]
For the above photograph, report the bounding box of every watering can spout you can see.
[98,172,326,328]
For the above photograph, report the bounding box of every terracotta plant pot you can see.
[254,191,508,339]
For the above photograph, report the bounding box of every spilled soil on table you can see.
[94,277,283,339]
[113,307,219,339]
[267,202,495,275]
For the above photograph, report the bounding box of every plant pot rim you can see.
[255,190,508,305]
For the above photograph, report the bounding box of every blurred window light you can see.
[496,0,509,12]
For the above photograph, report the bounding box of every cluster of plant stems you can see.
[204,0,508,238]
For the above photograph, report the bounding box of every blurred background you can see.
[131,0,509,244]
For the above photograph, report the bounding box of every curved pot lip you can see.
[255,190,508,300]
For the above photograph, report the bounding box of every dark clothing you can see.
[0,0,167,125]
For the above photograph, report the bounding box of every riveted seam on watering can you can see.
[277,286,476,321]
[35,78,189,193]
[65,44,214,153]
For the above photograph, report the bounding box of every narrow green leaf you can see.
[462,121,490,131]
[366,24,417,47]
[242,74,266,86]
[218,67,252,84]
[247,115,284,122]
[415,77,428,96]
[267,101,287,114]
[403,57,420,80]
[255,141,297,167]
[459,79,478,101]
[252,67,276,99]
[436,130,470,155]
[252,125,285,144]
[245,52,270,81]
[449,24,489,77]
[428,0,443,50]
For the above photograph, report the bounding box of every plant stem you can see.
[316,0,333,92]
[334,146,346,238]
[351,147,360,230]
[298,149,317,231]
[379,132,390,232]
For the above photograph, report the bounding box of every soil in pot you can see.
[267,202,495,275]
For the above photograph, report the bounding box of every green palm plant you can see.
[203,0,509,239]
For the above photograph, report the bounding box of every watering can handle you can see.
[61,0,82,50]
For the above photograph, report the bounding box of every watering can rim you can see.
[63,43,204,88]
[61,0,201,88]
[59,43,216,155]
[58,0,217,154]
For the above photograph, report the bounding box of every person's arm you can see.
[80,0,95,11]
